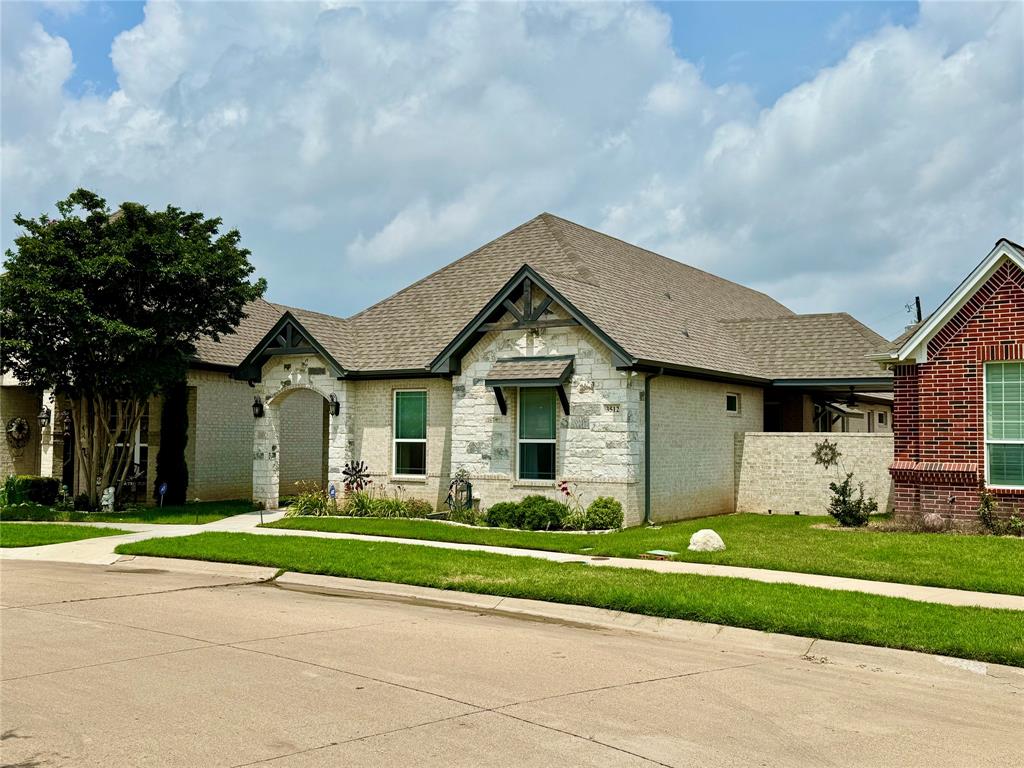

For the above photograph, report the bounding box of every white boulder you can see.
[688,529,725,552]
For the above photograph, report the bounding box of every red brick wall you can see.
[892,259,1024,521]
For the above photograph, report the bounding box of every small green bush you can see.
[827,473,877,527]
[1,475,60,506]
[284,483,331,517]
[0,502,60,521]
[485,501,523,529]
[585,497,623,530]
[519,495,567,531]
[406,499,435,518]
[73,493,93,512]
[344,490,376,517]
[450,504,481,526]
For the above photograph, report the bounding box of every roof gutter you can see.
[643,368,663,526]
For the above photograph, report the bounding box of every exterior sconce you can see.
[37,405,52,429]
[61,410,73,437]
[252,397,265,418]
[328,393,341,417]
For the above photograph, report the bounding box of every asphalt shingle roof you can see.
[485,357,574,384]
[721,314,892,380]
[193,213,889,382]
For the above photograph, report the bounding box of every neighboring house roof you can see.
[871,238,1024,365]
[874,322,922,355]
[721,314,891,381]
[192,213,889,383]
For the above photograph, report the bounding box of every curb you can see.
[273,571,1024,679]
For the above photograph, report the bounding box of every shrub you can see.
[978,485,1024,536]
[827,473,877,527]
[0,502,60,521]
[519,495,567,531]
[345,490,376,517]
[73,493,93,512]
[585,497,623,530]
[449,504,481,526]
[485,501,523,529]
[406,499,435,518]
[1,475,60,506]
[284,482,331,517]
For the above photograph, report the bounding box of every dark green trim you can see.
[631,360,771,386]
[233,312,346,382]
[429,264,635,374]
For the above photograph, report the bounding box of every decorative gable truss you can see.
[234,312,345,382]
[430,264,634,375]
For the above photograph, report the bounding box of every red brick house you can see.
[872,238,1024,522]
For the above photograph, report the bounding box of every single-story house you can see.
[871,238,1024,522]
[3,213,894,524]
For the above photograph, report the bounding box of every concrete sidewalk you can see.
[3,510,1023,610]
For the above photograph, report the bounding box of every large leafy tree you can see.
[1,189,266,506]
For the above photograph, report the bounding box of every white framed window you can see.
[725,392,741,415]
[985,362,1024,487]
[393,390,427,476]
[518,387,556,480]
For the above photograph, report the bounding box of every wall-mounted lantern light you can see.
[37,405,52,429]
[61,410,73,438]
[328,393,341,417]
[252,396,265,418]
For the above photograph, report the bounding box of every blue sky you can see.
[3,1,1020,339]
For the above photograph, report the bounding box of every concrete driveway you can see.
[1,560,1021,768]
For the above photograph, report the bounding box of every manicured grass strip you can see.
[1,522,131,548]
[0,499,257,525]
[117,532,1024,667]
[265,514,1024,596]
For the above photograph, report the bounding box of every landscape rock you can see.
[921,513,947,532]
[688,529,726,552]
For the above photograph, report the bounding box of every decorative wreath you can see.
[5,417,30,449]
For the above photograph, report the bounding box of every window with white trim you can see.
[518,387,556,480]
[393,390,427,476]
[725,392,741,415]
[985,362,1024,487]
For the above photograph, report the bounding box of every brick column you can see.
[325,381,353,492]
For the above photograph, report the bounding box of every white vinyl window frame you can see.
[725,392,741,416]
[983,362,1024,488]
[392,389,428,477]
[516,387,557,482]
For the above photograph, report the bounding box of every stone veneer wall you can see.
[0,384,42,479]
[735,432,894,515]
[650,377,763,521]
[451,320,643,524]
[187,369,256,501]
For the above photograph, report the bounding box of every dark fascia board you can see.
[429,264,635,374]
[771,377,894,392]
[631,360,771,387]
[233,311,346,381]
[188,360,237,373]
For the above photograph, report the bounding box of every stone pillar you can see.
[38,389,60,479]
[325,381,353,491]
[252,398,281,510]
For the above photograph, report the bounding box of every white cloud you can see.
[1,1,1021,338]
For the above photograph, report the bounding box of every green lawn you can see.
[0,499,257,525]
[265,514,1024,596]
[116,532,1024,667]
[1,522,131,548]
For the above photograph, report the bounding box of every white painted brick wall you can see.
[648,377,763,522]
[735,432,894,515]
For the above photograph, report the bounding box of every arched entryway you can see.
[272,386,330,501]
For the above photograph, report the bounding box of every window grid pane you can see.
[395,442,426,476]
[519,388,556,440]
[395,391,427,440]
[519,443,555,480]
[989,444,1024,486]
[986,363,1024,485]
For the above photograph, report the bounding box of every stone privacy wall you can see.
[891,260,1024,521]
[735,432,894,515]
[277,388,327,496]
[0,384,42,479]
[451,304,643,523]
[349,378,453,509]
[650,377,763,521]
[188,369,256,501]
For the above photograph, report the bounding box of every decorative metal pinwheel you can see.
[342,460,371,492]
